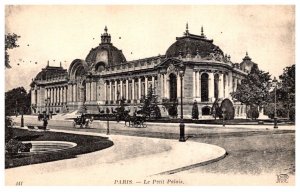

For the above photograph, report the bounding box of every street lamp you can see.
[222,107,226,127]
[179,64,185,142]
[20,107,24,127]
[45,97,50,118]
[272,77,278,129]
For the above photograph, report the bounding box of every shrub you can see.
[5,139,32,154]
[247,106,259,120]
[168,103,178,118]
[192,101,199,119]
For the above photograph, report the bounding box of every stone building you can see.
[30,24,255,118]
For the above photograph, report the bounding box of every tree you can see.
[247,105,259,120]
[5,33,20,68]
[5,87,31,116]
[279,64,295,121]
[139,85,161,119]
[191,100,199,119]
[115,97,128,121]
[231,64,271,108]
[265,64,295,121]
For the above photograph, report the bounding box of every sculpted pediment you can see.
[155,58,182,74]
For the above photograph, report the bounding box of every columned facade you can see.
[31,25,253,119]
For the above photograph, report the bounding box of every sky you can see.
[5,5,295,91]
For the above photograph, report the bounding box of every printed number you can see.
[16,181,23,186]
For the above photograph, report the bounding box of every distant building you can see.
[30,24,255,118]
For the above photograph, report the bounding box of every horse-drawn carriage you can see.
[73,114,93,128]
[124,114,147,128]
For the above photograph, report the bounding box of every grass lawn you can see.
[187,133,295,175]
[5,128,114,169]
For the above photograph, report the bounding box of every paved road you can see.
[5,128,226,185]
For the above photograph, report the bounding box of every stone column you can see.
[161,74,164,97]
[51,88,53,105]
[224,74,229,98]
[164,74,167,98]
[60,87,63,104]
[78,85,85,113]
[68,84,71,102]
[196,71,200,97]
[120,80,123,99]
[92,81,97,101]
[138,77,141,100]
[219,73,224,99]
[126,79,129,100]
[56,87,59,105]
[49,88,52,104]
[73,84,76,102]
[53,88,55,104]
[109,81,112,101]
[65,86,67,103]
[54,87,57,105]
[114,80,117,101]
[209,73,215,102]
[36,88,40,107]
[104,81,107,101]
[199,72,202,100]
[151,76,155,88]
[234,78,238,92]
[90,81,94,101]
[132,79,135,100]
[193,71,196,98]
[228,71,233,97]
[145,76,148,95]
[60,87,63,105]
[31,88,35,105]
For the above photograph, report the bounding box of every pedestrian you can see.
[43,116,48,129]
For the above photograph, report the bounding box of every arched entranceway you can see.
[201,73,209,102]
[169,73,177,102]
[220,99,235,120]
[202,106,211,115]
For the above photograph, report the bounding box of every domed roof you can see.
[166,25,224,58]
[34,63,67,81]
[240,52,257,73]
[85,26,126,66]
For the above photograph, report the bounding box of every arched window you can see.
[94,62,106,72]
[214,74,219,99]
[169,73,177,102]
[201,73,209,102]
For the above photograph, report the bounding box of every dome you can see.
[240,52,256,73]
[34,64,67,81]
[166,25,224,58]
[85,26,126,67]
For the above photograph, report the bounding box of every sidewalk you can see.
[5,127,226,185]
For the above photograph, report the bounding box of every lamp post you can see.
[46,97,50,118]
[20,108,24,127]
[222,107,226,127]
[179,64,185,142]
[272,77,278,129]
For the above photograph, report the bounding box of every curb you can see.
[155,151,227,175]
